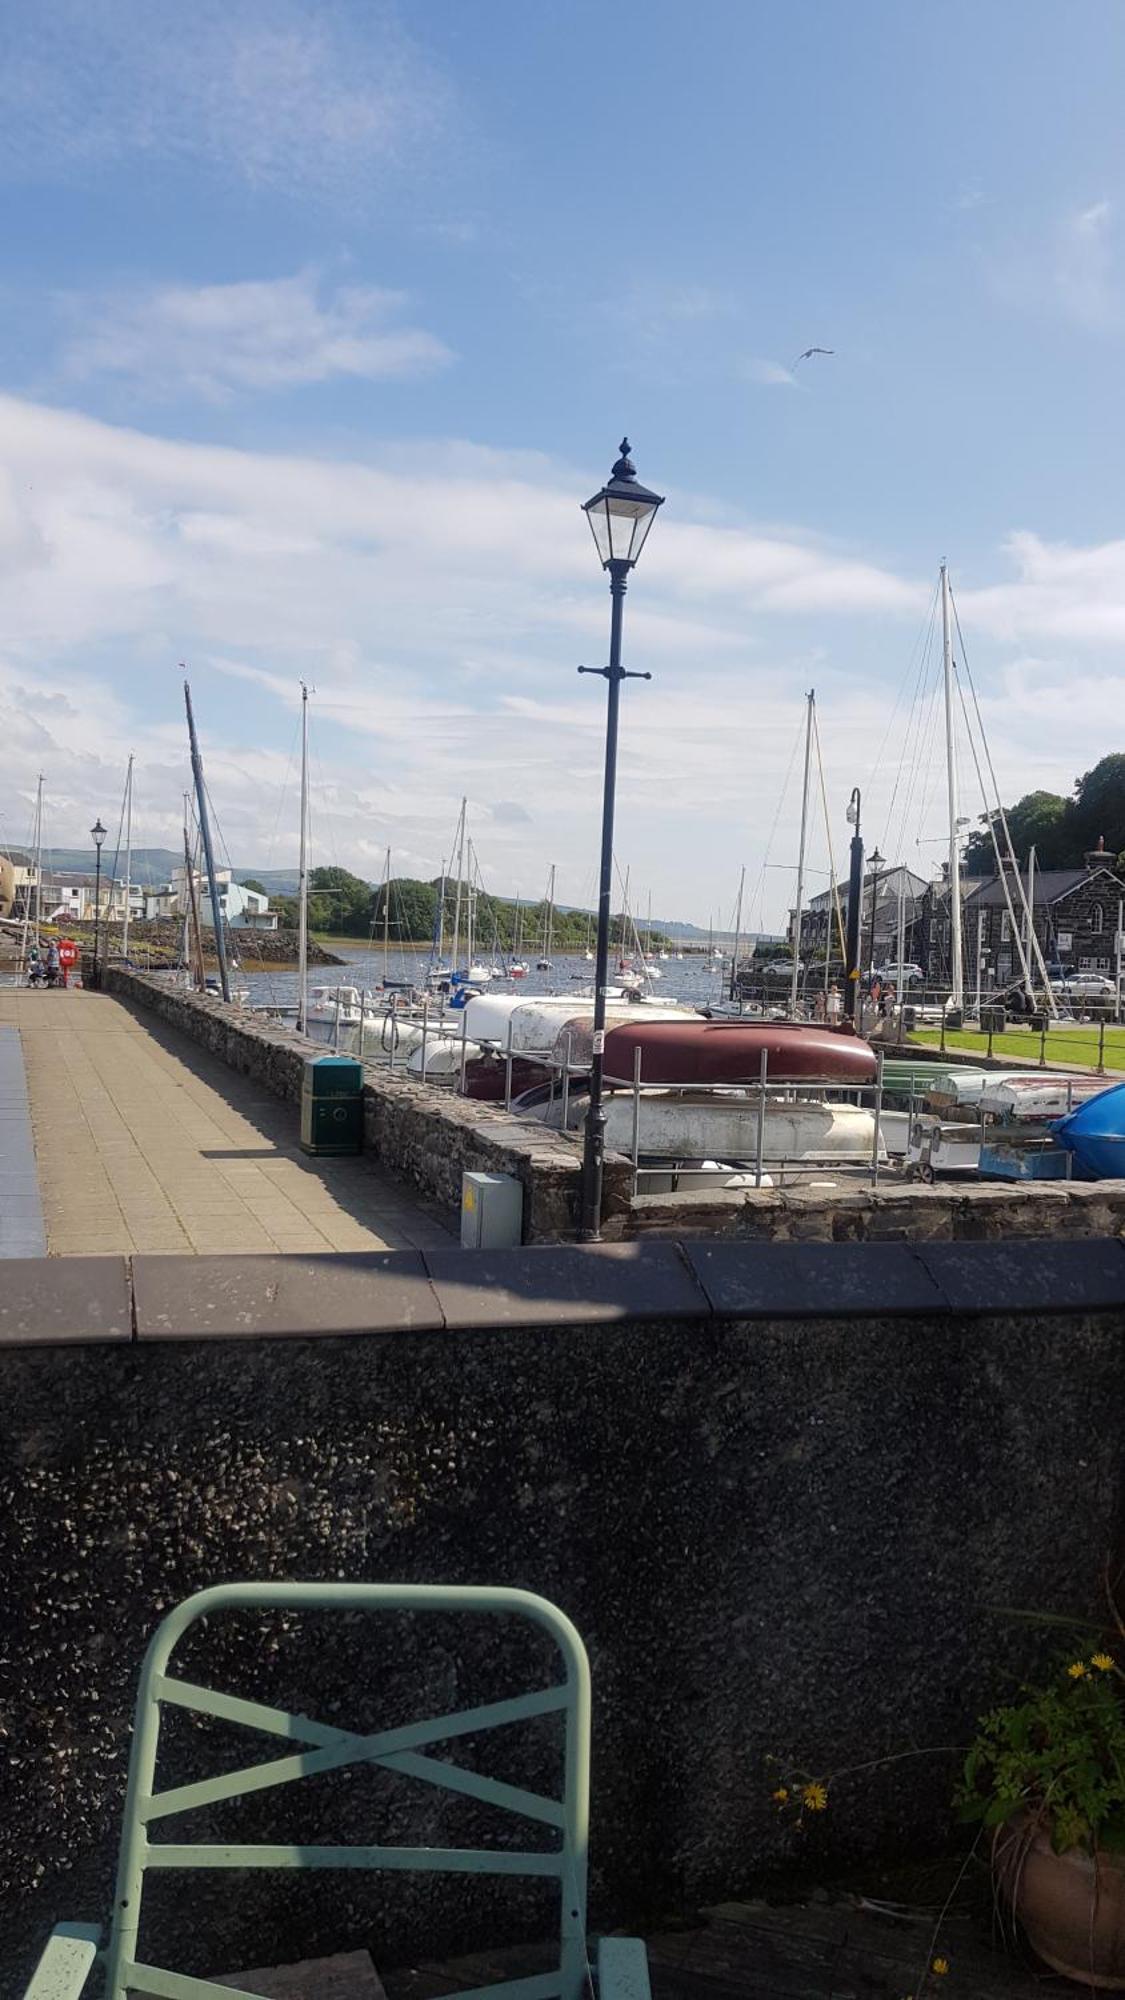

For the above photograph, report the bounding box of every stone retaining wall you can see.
[99,967,629,1239]
[622,1177,1125,1240]
[98,970,1125,1245]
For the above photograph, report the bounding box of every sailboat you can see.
[508,894,529,978]
[583,910,594,962]
[536,864,556,970]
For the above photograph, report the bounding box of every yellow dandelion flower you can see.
[772,1787,789,1804]
[1092,1653,1115,1672]
[802,1781,828,1812]
[931,1957,950,1976]
[1067,1661,1088,1679]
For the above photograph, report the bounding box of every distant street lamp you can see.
[91,817,107,987]
[577,439,664,1240]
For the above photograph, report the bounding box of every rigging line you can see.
[880,586,940,854]
[893,638,938,873]
[261,709,302,873]
[867,573,942,803]
[953,669,1036,1002]
[811,705,848,968]
[750,705,806,935]
[950,586,1057,1004]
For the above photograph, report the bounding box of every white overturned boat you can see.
[525,1087,884,1166]
[459,990,694,1059]
[306,983,364,1026]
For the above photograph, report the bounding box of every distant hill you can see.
[2,844,765,938]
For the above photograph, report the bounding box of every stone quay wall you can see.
[3,1237,1125,1989]
[98,967,627,1240]
[96,969,1125,1245]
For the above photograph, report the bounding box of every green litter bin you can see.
[300,1055,364,1156]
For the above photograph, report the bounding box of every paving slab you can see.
[133,1250,445,1338]
[0,1255,131,1345]
[0,989,453,1258]
[682,1239,947,1318]
[422,1239,708,1327]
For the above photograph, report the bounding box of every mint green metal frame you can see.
[100,1584,591,2000]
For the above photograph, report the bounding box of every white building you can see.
[170,867,279,931]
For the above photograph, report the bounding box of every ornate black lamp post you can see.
[577,440,664,1240]
[91,817,106,986]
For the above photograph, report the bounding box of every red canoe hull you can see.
[601,1018,877,1086]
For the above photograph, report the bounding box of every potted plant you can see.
[955,1647,1125,1988]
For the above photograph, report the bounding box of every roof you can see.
[965,865,1119,909]
[807,863,928,912]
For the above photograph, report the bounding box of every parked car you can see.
[873,963,925,986]
[1050,972,1116,1000]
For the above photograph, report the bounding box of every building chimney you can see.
[1085,834,1110,870]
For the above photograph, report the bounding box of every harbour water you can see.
[241,947,736,1016]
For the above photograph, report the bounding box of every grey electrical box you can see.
[461,1171,523,1249]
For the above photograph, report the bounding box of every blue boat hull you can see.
[1054,1081,1125,1180]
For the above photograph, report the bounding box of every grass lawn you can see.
[910,1022,1125,1073]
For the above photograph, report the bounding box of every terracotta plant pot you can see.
[995,1814,1125,1989]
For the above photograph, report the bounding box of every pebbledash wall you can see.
[3,1238,1125,1988]
[97,968,1125,1244]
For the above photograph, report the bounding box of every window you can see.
[1000,912,1010,942]
[1091,905,1105,934]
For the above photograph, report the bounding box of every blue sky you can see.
[2,0,1124,927]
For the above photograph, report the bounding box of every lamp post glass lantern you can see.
[577,440,664,1240]
[91,817,106,985]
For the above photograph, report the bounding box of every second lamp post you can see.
[577,439,664,1241]
[91,816,107,987]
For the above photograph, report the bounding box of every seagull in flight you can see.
[792,346,835,369]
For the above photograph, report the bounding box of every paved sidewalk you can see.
[0,988,453,1257]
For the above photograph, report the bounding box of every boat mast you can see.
[466,841,476,971]
[1025,844,1036,959]
[121,754,134,963]
[183,806,206,991]
[183,676,231,1003]
[450,798,467,971]
[295,682,310,1034]
[940,563,964,1011]
[19,773,43,975]
[382,845,391,984]
[547,863,556,961]
[729,864,745,1003]
[789,690,814,1019]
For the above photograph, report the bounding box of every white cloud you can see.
[1055,199,1116,328]
[742,357,798,388]
[0,0,451,201]
[0,392,1119,922]
[58,272,453,403]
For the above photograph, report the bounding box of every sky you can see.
[2,0,1125,930]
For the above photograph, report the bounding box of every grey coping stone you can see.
[421,1239,709,1327]
[133,1251,445,1340]
[681,1240,947,1319]
[915,1236,1125,1314]
[0,1256,131,1345]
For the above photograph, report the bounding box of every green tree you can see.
[372,878,439,943]
[305,866,375,936]
[237,877,269,896]
[1072,753,1125,864]
[963,790,1074,875]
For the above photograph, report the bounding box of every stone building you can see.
[794,863,928,971]
[921,861,1123,990]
